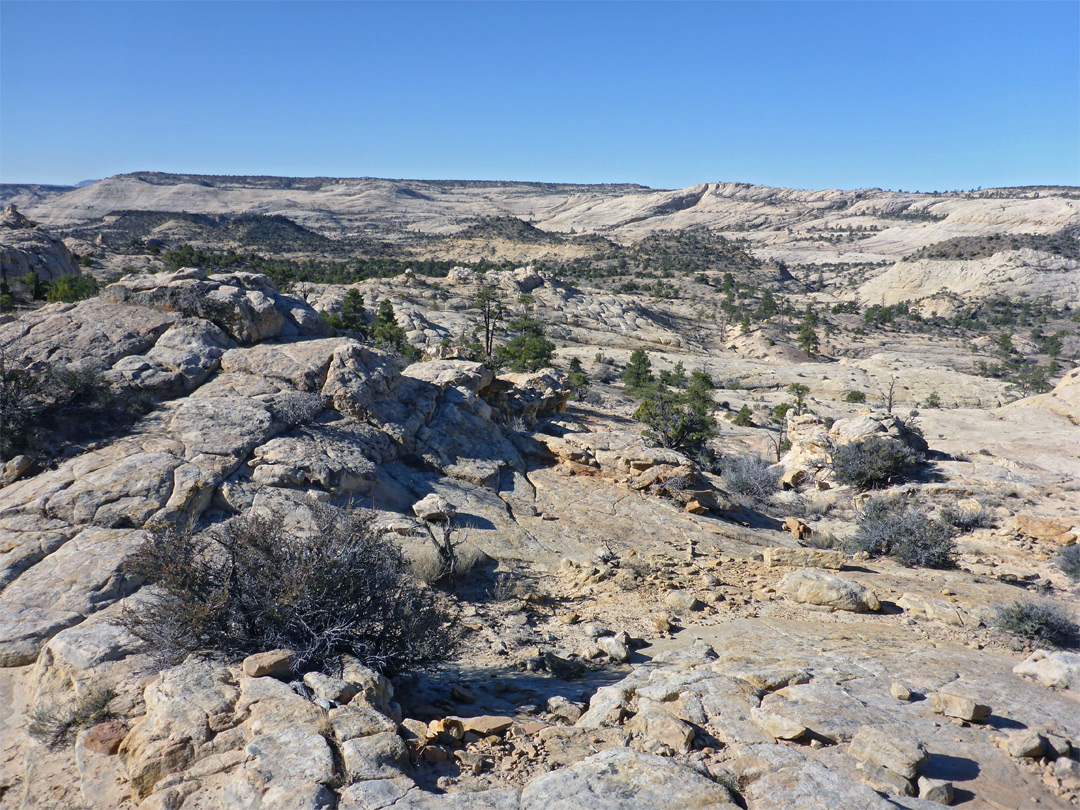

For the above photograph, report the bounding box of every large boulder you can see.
[777,569,880,612]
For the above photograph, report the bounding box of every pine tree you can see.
[622,349,653,393]
[494,294,554,372]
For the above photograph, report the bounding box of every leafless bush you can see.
[1057,545,1080,583]
[266,391,324,427]
[847,498,955,568]
[721,454,781,505]
[119,504,455,673]
[993,600,1079,649]
[939,503,996,532]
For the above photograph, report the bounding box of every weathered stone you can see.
[242,650,295,679]
[929,692,991,722]
[626,706,695,752]
[664,590,702,612]
[461,715,514,736]
[858,760,916,796]
[897,593,977,628]
[890,682,914,701]
[918,776,955,805]
[546,696,585,723]
[763,547,846,570]
[745,760,897,810]
[598,636,630,663]
[519,747,738,809]
[329,703,398,742]
[782,517,813,541]
[82,720,129,755]
[1,454,32,487]
[303,671,360,704]
[778,568,880,612]
[849,726,927,779]
[1014,649,1080,690]
[1002,729,1046,758]
[751,707,807,740]
[246,727,335,784]
[576,686,630,728]
[413,493,455,522]
[340,731,410,782]
[1016,514,1078,546]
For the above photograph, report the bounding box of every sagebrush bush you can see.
[831,436,923,490]
[120,504,455,672]
[940,503,996,532]
[1055,545,1080,583]
[720,454,781,505]
[847,498,955,568]
[993,600,1080,648]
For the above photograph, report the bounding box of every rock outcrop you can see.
[0,205,81,285]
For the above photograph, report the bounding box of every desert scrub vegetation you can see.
[1056,545,1080,583]
[992,600,1080,649]
[28,687,116,748]
[939,502,997,532]
[847,498,956,568]
[0,352,153,463]
[119,504,456,673]
[718,453,781,505]
[831,436,923,490]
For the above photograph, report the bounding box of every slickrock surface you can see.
[0,210,1077,809]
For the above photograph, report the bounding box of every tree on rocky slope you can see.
[494,294,554,372]
[472,281,502,361]
[372,299,420,360]
[323,288,369,335]
[634,374,716,457]
[623,349,654,393]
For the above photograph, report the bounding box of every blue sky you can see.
[2,1,1077,190]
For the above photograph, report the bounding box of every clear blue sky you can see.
[2,1,1077,190]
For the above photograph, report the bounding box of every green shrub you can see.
[45,274,100,303]
[847,498,955,568]
[720,454,781,505]
[831,436,923,490]
[923,391,942,408]
[567,357,589,400]
[634,385,715,456]
[732,404,754,426]
[1056,545,1080,583]
[993,600,1079,649]
[120,503,456,672]
[623,349,653,392]
[844,390,866,403]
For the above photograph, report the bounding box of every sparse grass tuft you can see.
[28,687,116,748]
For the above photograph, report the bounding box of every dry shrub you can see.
[119,503,456,673]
